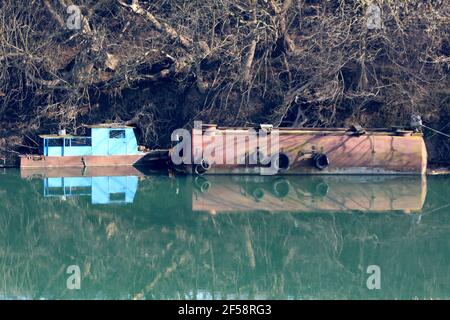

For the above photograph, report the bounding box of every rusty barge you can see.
[19,122,428,176]
[170,124,427,175]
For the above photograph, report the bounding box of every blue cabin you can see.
[44,175,138,204]
[39,124,140,157]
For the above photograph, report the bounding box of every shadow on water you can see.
[0,169,449,299]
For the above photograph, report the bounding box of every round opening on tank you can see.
[272,153,290,171]
[201,159,211,170]
[273,179,290,198]
[252,188,265,201]
[314,182,329,197]
[313,153,329,170]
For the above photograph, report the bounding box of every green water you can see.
[0,169,449,300]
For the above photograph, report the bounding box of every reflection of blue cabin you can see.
[44,176,138,204]
[39,125,140,157]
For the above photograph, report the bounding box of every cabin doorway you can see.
[108,129,127,155]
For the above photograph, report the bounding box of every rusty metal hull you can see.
[20,154,147,169]
[189,127,427,175]
[192,175,427,214]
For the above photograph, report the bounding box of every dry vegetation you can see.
[0,0,449,162]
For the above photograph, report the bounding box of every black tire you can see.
[194,158,211,175]
[194,176,211,193]
[313,153,329,170]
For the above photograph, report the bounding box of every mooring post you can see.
[0,157,5,173]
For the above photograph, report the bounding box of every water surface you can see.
[0,169,449,299]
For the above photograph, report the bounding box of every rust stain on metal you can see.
[20,154,147,168]
[189,126,427,175]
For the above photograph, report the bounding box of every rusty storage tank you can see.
[172,124,427,175]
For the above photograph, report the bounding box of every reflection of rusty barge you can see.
[172,124,427,175]
[192,175,427,214]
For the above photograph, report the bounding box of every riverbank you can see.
[1,1,448,168]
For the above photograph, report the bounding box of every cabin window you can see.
[47,187,65,196]
[66,186,91,195]
[70,138,92,147]
[109,130,126,139]
[48,139,63,147]
[110,192,126,202]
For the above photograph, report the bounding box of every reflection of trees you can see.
[0,172,449,299]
